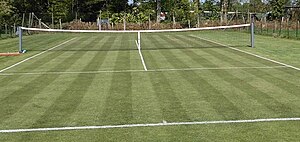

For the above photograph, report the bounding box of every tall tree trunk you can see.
[221,0,228,24]
[156,0,161,23]
[194,0,200,27]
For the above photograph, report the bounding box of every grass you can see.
[0,29,299,141]
[0,33,14,40]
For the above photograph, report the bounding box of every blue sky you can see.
[128,0,133,4]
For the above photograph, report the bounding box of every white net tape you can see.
[20,24,250,33]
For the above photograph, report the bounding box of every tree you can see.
[0,1,15,37]
[0,1,14,24]
[156,0,161,23]
[132,1,156,21]
[269,0,289,19]
[48,0,72,22]
[221,0,228,24]
[203,0,220,20]
[247,0,269,13]
[76,0,106,21]
[194,0,201,27]
[13,0,48,17]
[194,0,200,12]
[107,0,128,13]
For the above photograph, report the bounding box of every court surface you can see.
[0,31,299,141]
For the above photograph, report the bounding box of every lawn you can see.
[0,28,299,141]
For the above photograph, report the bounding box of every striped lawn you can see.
[0,31,299,141]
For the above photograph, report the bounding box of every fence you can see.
[0,24,17,39]
[255,19,300,40]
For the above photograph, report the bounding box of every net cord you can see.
[20,24,250,33]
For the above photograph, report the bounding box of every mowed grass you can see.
[0,30,299,141]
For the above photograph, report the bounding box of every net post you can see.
[250,14,255,48]
[18,27,23,53]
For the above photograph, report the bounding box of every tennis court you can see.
[0,25,299,141]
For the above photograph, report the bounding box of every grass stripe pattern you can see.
[0,30,299,141]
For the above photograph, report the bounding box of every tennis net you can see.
[17,24,253,53]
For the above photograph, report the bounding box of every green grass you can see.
[0,30,299,141]
[0,34,10,40]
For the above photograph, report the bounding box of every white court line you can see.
[0,117,299,133]
[0,66,287,76]
[136,40,148,71]
[190,35,300,71]
[0,38,77,73]
[150,66,287,72]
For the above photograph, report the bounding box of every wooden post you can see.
[108,15,111,30]
[279,17,283,36]
[173,12,176,29]
[31,12,34,27]
[197,14,200,28]
[52,12,54,29]
[287,18,289,38]
[260,19,263,34]
[9,25,12,37]
[297,21,299,38]
[14,23,16,34]
[59,19,62,29]
[28,13,31,27]
[235,10,238,24]
[22,13,25,27]
[188,20,191,28]
[148,14,151,30]
[274,21,276,34]
[123,14,126,31]
[5,24,7,34]
[39,19,42,29]
[247,10,250,23]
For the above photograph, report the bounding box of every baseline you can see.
[0,117,299,133]
[190,35,300,71]
[0,66,287,76]
[0,38,77,73]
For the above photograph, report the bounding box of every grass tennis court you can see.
[0,29,299,141]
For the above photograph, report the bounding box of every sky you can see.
[128,0,134,5]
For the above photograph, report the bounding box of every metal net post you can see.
[18,27,23,53]
[251,14,255,48]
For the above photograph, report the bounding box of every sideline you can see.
[0,38,77,73]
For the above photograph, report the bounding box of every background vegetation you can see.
[0,0,300,32]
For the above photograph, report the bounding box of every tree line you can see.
[0,0,300,28]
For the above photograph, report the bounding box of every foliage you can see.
[202,0,220,20]
[1,0,299,26]
[269,0,289,20]
[0,1,15,25]
[109,7,151,24]
[107,0,128,13]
